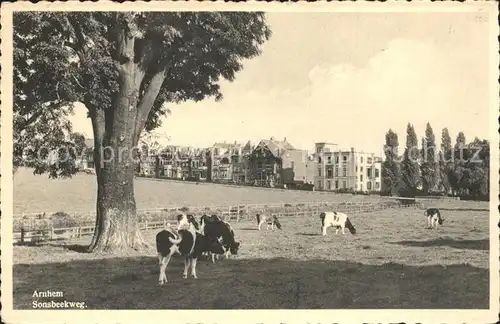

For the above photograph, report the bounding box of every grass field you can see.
[14,167,382,215]
[13,203,490,309]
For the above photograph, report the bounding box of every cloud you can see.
[70,37,489,155]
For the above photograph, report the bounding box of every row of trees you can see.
[381,123,490,199]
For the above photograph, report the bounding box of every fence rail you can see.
[12,199,425,245]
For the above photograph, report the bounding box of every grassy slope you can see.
[14,167,382,215]
[13,206,489,309]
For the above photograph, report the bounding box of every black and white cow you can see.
[177,214,200,231]
[156,224,225,285]
[199,214,222,234]
[256,213,282,231]
[201,215,240,263]
[319,211,356,236]
[424,208,444,229]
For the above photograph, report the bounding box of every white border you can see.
[1,1,499,324]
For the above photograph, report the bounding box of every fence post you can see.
[20,227,25,245]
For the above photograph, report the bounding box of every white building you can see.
[313,142,382,192]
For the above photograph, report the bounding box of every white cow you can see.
[319,211,356,236]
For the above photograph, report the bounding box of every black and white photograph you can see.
[1,1,499,324]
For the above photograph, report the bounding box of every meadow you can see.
[11,167,490,309]
[14,167,381,215]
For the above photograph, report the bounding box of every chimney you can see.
[284,137,287,142]
[234,140,237,145]
[270,136,274,141]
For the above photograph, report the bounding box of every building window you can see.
[335,180,339,189]
[360,156,363,163]
[327,156,332,164]
[360,174,363,181]
[367,169,372,177]
[342,180,347,189]
[355,166,357,172]
[360,167,363,173]
[327,180,331,190]
[318,157,322,163]
[375,169,380,178]
[318,181,322,189]
[327,169,333,179]
[318,168,322,176]
[342,167,347,177]
[375,182,380,189]
[291,161,295,169]
[343,155,347,161]
[335,156,339,163]
[335,168,339,177]
[367,157,373,164]
[367,182,372,190]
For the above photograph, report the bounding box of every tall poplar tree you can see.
[400,123,420,196]
[381,129,400,195]
[420,123,438,194]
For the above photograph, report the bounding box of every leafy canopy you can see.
[14,12,272,176]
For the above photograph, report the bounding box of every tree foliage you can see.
[382,123,489,199]
[438,127,453,193]
[420,122,438,194]
[400,123,420,196]
[14,11,272,176]
[381,129,400,195]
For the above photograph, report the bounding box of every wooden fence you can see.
[13,199,424,244]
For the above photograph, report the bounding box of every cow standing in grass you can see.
[256,213,282,231]
[424,208,444,229]
[155,227,182,284]
[320,211,356,236]
[156,224,225,285]
[201,215,240,263]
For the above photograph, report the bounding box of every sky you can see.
[69,11,492,156]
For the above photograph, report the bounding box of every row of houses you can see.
[81,137,383,192]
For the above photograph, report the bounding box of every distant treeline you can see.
[381,123,490,201]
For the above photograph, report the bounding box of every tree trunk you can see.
[87,41,145,252]
[88,152,147,253]
[85,14,168,253]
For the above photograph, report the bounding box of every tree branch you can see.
[67,15,87,55]
[133,67,169,144]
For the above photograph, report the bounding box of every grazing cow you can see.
[256,213,282,231]
[177,214,200,231]
[201,216,240,263]
[424,208,444,229]
[320,211,356,236]
[156,224,225,285]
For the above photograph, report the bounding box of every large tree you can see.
[13,12,271,252]
[420,122,438,194]
[381,129,400,195]
[400,123,420,196]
